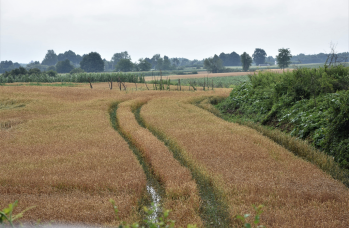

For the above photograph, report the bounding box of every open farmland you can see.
[1,82,348,227]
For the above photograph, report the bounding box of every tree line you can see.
[1,48,348,75]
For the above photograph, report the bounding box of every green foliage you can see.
[240,52,252,71]
[252,48,267,65]
[46,70,57,77]
[80,52,105,72]
[41,50,58,66]
[112,51,131,68]
[116,59,134,72]
[218,64,349,169]
[28,68,41,75]
[70,68,85,74]
[138,58,152,71]
[236,205,265,228]
[0,200,35,227]
[56,59,75,73]
[276,48,292,69]
[204,55,224,73]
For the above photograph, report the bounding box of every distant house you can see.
[259,64,270,66]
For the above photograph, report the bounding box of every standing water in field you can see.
[146,182,162,222]
[109,103,164,224]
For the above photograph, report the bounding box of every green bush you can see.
[218,65,349,168]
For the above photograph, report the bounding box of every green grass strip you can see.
[133,104,232,227]
[108,102,165,225]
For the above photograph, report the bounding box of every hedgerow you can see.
[218,65,349,168]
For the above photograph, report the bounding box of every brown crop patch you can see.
[140,95,349,227]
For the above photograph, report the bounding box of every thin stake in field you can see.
[88,77,93,89]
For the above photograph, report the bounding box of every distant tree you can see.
[150,54,161,69]
[156,57,164,70]
[0,60,13,69]
[115,59,133,72]
[252,48,267,65]
[163,56,171,70]
[47,66,56,72]
[138,58,152,71]
[240,52,253,71]
[266,56,275,65]
[56,59,75,73]
[276,48,292,69]
[70,68,85,74]
[111,51,131,68]
[204,55,224,73]
[171,58,180,68]
[0,61,13,73]
[42,50,58,66]
[46,70,57,77]
[80,52,105,72]
[28,68,41,75]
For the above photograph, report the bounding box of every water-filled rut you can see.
[109,102,163,225]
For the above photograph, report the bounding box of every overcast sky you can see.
[1,0,348,63]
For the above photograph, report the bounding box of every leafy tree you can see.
[138,58,152,71]
[111,51,131,68]
[56,59,75,73]
[218,52,240,66]
[252,48,267,65]
[276,48,292,69]
[80,52,105,72]
[28,68,41,75]
[163,56,171,70]
[150,54,161,69]
[70,68,85,74]
[240,52,253,71]
[115,59,133,72]
[156,57,164,70]
[266,56,275,65]
[204,55,224,73]
[171,58,180,68]
[46,70,57,77]
[27,61,49,71]
[41,50,58,66]
[47,66,56,72]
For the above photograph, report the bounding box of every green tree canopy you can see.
[252,48,267,65]
[138,58,152,71]
[204,55,224,73]
[219,52,241,66]
[163,56,171,70]
[56,59,75,73]
[42,50,58,66]
[57,50,81,65]
[111,51,131,68]
[70,68,85,74]
[80,52,105,72]
[240,52,253,71]
[115,59,133,72]
[276,48,292,69]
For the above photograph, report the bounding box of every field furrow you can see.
[140,95,349,227]
[116,98,203,227]
[0,86,147,225]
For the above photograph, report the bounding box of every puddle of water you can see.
[146,183,161,223]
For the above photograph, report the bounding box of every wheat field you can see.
[1,82,348,227]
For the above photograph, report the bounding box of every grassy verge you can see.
[108,102,165,225]
[134,103,232,227]
[193,96,349,187]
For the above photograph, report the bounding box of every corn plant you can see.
[236,205,265,228]
[0,200,35,227]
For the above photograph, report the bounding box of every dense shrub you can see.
[218,65,349,168]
